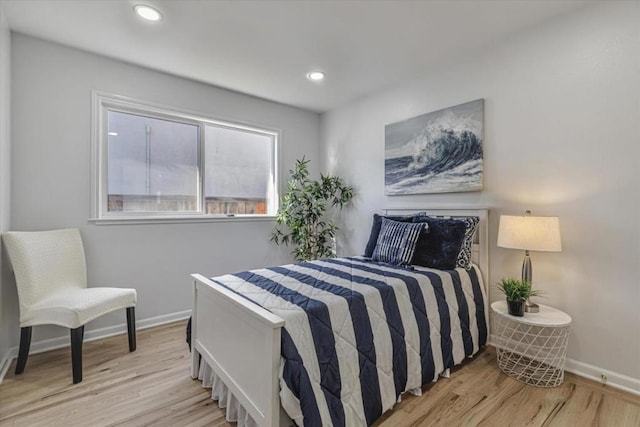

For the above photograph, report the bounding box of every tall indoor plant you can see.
[271,157,354,262]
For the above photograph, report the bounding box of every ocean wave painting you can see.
[385,99,484,195]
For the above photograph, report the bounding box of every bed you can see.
[190,208,489,426]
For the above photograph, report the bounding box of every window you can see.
[92,93,278,222]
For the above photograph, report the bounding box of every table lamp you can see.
[497,210,562,313]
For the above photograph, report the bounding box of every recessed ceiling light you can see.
[306,71,325,81]
[108,132,119,136]
[134,4,163,22]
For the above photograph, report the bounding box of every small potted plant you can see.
[496,278,541,317]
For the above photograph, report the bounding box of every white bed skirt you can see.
[198,360,259,427]
[197,356,433,427]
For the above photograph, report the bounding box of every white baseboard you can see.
[0,309,191,384]
[564,358,640,396]
[0,348,12,383]
[488,334,640,396]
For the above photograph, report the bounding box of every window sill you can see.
[89,214,277,225]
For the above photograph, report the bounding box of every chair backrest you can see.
[2,228,88,310]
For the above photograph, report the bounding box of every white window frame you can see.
[90,91,280,224]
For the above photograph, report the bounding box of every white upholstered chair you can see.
[2,228,137,384]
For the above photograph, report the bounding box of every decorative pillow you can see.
[456,216,480,270]
[363,213,418,257]
[411,216,467,270]
[372,218,425,266]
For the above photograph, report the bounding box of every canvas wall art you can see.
[385,99,484,195]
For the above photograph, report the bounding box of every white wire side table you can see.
[491,301,571,387]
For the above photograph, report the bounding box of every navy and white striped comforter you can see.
[210,257,487,427]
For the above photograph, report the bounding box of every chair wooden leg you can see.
[70,326,84,384]
[15,327,32,375]
[126,307,136,352]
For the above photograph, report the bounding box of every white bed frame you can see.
[191,208,490,427]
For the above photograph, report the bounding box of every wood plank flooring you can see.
[1,320,638,426]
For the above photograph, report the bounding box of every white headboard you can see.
[382,207,490,321]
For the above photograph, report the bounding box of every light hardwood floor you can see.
[1,321,639,426]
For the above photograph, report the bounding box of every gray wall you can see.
[8,34,321,345]
[0,5,13,363]
[322,2,640,381]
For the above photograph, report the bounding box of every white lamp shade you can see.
[497,214,562,252]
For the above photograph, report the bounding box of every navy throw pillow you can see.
[411,216,467,270]
[363,213,416,257]
[372,218,425,266]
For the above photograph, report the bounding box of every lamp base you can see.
[525,299,539,313]
[521,250,538,313]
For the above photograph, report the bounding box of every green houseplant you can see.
[496,277,541,317]
[271,157,354,262]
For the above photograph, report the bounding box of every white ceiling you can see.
[2,0,590,113]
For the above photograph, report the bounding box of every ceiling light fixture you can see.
[306,71,325,81]
[134,4,163,22]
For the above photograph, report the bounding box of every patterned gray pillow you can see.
[456,216,480,270]
[372,218,425,266]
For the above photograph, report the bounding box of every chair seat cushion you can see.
[21,287,137,329]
